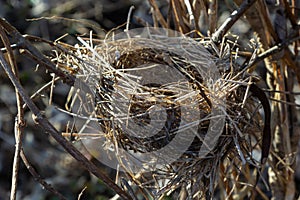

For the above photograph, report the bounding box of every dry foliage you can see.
[0,0,299,199]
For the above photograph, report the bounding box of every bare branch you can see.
[20,149,67,200]
[212,0,257,43]
[0,26,132,200]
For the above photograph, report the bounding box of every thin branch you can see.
[269,97,300,108]
[10,117,23,200]
[208,0,217,35]
[251,39,300,81]
[148,0,168,28]
[0,24,25,200]
[282,0,298,29]
[0,34,132,200]
[0,44,18,53]
[26,77,61,108]
[125,6,135,32]
[184,0,195,31]
[240,34,300,81]
[212,0,257,43]
[20,149,67,200]
[170,0,182,32]
[0,18,75,86]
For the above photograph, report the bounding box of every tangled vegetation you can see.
[0,0,299,199]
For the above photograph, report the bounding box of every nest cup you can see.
[63,28,266,198]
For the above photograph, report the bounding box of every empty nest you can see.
[54,28,270,199]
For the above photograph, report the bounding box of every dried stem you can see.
[20,149,67,200]
[212,0,257,43]
[0,20,132,200]
[208,0,217,35]
[148,0,168,28]
[0,18,75,86]
[0,23,25,200]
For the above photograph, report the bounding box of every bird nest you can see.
[54,28,270,198]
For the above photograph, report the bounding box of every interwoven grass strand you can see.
[55,28,270,199]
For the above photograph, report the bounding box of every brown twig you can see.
[20,149,67,200]
[0,20,132,200]
[190,0,202,33]
[0,47,132,200]
[282,0,298,29]
[171,0,183,33]
[183,0,196,32]
[26,77,61,108]
[0,18,75,86]
[243,34,300,83]
[148,0,168,28]
[10,117,21,200]
[208,0,218,35]
[212,0,257,43]
[0,23,25,200]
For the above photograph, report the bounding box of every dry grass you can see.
[52,27,271,199]
[0,0,299,199]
